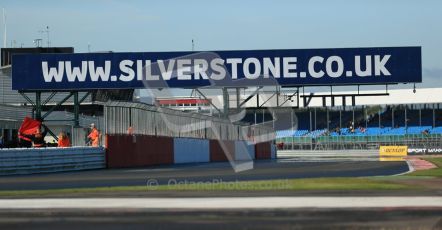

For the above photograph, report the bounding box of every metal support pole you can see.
[392,108,395,128]
[42,92,74,120]
[42,92,57,106]
[339,110,342,128]
[35,92,42,120]
[405,106,408,128]
[364,106,368,128]
[19,92,35,107]
[222,87,229,118]
[262,109,265,123]
[314,107,317,130]
[378,108,381,128]
[352,108,355,125]
[276,86,279,106]
[236,88,240,110]
[74,91,80,127]
[79,91,91,104]
[291,108,294,130]
[419,108,422,126]
[326,108,329,131]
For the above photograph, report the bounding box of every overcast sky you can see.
[1,0,441,93]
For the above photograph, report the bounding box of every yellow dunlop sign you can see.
[379,146,408,161]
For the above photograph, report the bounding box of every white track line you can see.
[0,197,441,209]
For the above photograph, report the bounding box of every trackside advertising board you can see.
[379,145,408,161]
[12,47,421,90]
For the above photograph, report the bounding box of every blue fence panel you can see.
[235,141,255,161]
[174,138,210,164]
[271,144,277,159]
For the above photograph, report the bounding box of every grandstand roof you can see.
[297,87,442,107]
[202,87,442,108]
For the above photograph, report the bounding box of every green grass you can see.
[4,157,441,198]
[406,157,442,178]
[0,177,410,198]
[0,186,149,197]
[148,178,409,191]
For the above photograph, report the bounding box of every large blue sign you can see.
[12,47,421,90]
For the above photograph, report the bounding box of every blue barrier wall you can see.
[0,147,105,176]
[235,141,255,161]
[271,144,277,159]
[174,138,210,164]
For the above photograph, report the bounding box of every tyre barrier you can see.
[105,135,275,169]
[0,147,105,176]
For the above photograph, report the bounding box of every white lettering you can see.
[177,59,192,80]
[42,61,64,82]
[193,59,209,80]
[243,58,261,79]
[119,60,135,82]
[355,56,372,77]
[283,57,297,78]
[326,56,344,78]
[263,57,280,78]
[89,61,110,81]
[374,55,391,76]
[145,60,159,80]
[210,58,226,80]
[226,58,242,79]
[308,56,324,78]
[157,59,176,80]
[65,61,88,82]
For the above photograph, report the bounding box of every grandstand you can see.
[275,104,442,150]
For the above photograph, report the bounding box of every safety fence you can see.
[43,111,104,146]
[0,104,32,129]
[0,147,105,175]
[106,134,274,168]
[277,134,442,150]
[104,101,275,143]
[277,149,379,159]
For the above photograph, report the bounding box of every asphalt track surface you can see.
[1,158,440,229]
[0,208,441,230]
[0,159,409,191]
